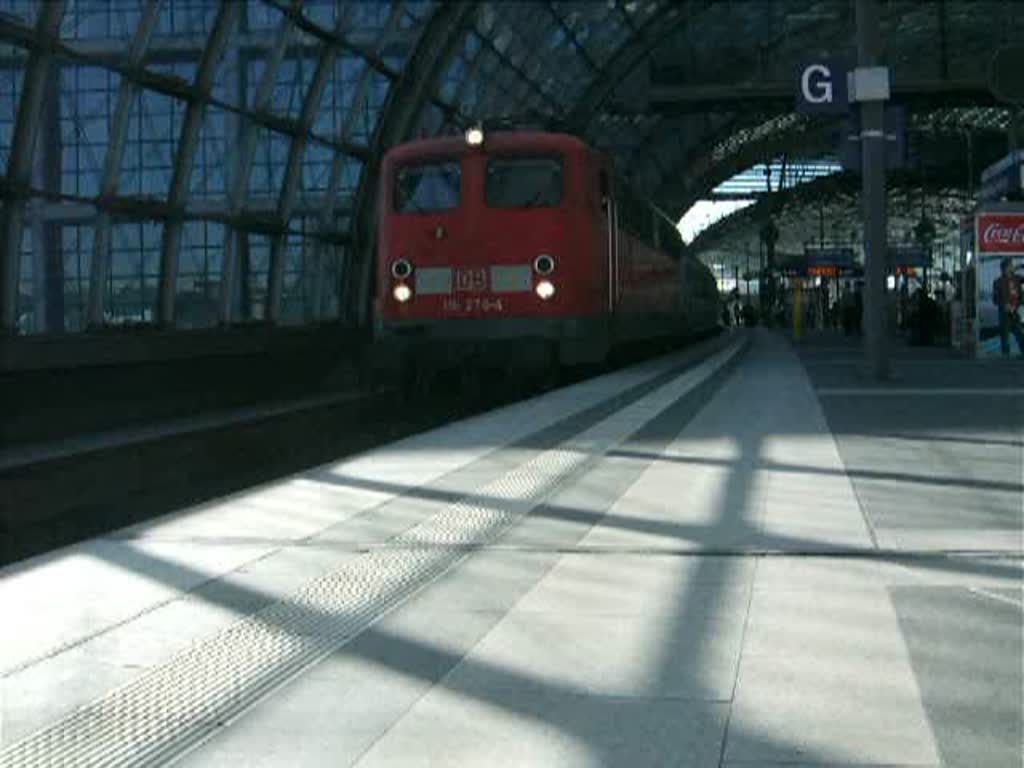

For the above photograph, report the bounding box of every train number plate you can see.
[442,296,505,314]
[454,267,488,293]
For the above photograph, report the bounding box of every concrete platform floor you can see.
[1,331,1020,767]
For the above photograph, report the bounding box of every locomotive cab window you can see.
[395,160,461,213]
[486,155,563,208]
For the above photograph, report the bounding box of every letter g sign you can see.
[801,64,833,104]
[795,59,849,114]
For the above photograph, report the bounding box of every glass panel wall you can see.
[0,0,441,334]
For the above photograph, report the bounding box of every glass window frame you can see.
[393,157,462,214]
[484,153,564,210]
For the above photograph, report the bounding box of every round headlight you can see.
[393,283,412,303]
[535,280,555,300]
[533,254,555,275]
[465,125,484,146]
[391,259,413,279]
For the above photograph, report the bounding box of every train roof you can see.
[384,131,591,164]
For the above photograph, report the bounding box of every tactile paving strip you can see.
[0,341,743,768]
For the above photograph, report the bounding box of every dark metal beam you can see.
[655,117,824,217]
[641,78,995,115]
[857,0,889,380]
[686,175,857,255]
[938,0,949,81]
[0,1,64,334]
[545,2,601,77]
[688,161,980,266]
[0,14,370,164]
[88,0,162,328]
[157,0,240,327]
[470,15,563,117]
[566,2,713,134]
[644,88,1000,218]
[218,0,301,326]
[267,3,406,324]
[262,0,463,124]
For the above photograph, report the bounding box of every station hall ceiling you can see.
[0,0,1019,332]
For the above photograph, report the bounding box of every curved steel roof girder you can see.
[265,3,407,325]
[217,0,305,326]
[653,114,820,214]
[157,0,241,327]
[566,1,713,135]
[348,1,476,327]
[0,1,65,334]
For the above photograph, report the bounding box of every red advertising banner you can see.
[977,212,1024,254]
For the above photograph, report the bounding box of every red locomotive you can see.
[374,127,719,382]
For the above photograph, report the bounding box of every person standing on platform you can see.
[992,256,1024,357]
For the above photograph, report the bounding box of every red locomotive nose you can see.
[376,129,719,358]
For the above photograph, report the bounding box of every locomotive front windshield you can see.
[485,155,563,208]
[395,160,461,213]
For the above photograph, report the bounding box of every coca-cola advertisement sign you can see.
[978,213,1024,253]
[974,207,1024,357]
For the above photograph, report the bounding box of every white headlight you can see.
[535,280,555,300]
[393,284,412,303]
[465,125,484,146]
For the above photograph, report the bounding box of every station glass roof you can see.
[0,0,1017,335]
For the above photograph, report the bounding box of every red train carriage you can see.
[374,128,718,376]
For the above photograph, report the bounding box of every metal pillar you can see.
[760,219,778,325]
[41,60,62,333]
[0,2,65,334]
[856,0,890,379]
[745,243,751,298]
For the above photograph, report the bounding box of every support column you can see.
[42,62,63,333]
[0,1,65,333]
[856,0,890,380]
[30,83,48,333]
[760,219,778,326]
[745,242,752,298]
